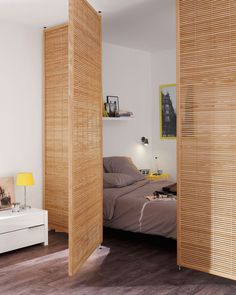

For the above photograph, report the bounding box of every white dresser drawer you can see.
[0,225,45,253]
[0,208,48,253]
[0,210,45,234]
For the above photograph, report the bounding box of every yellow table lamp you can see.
[16,172,35,209]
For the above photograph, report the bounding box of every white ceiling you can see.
[88,0,176,52]
[0,0,175,52]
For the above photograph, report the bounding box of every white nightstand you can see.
[0,208,48,254]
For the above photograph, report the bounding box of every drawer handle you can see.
[29,225,44,229]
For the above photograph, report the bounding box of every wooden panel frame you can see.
[44,25,69,233]
[68,0,103,276]
[177,0,236,280]
[176,0,181,271]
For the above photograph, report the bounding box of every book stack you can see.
[117,111,134,117]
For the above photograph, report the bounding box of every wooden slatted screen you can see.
[68,0,103,276]
[44,25,69,233]
[177,0,236,280]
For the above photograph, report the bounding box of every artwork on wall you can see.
[106,95,119,117]
[0,177,15,210]
[160,84,176,139]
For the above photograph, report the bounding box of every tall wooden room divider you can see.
[177,0,236,280]
[44,0,103,276]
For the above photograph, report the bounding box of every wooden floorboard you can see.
[0,229,235,295]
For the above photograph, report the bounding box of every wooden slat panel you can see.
[177,0,236,280]
[44,26,69,233]
[68,0,103,276]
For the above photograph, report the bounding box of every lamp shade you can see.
[16,173,35,186]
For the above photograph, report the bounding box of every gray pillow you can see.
[103,157,145,182]
[103,173,136,188]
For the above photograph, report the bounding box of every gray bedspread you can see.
[103,180,176,239]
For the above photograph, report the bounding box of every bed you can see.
[103,157,176,239]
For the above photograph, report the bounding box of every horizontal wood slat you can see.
[177,0,236,280]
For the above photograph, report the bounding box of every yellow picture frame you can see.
[160,84,176,139]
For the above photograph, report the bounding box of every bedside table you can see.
[146,173,169,181]
[0,208,48,254]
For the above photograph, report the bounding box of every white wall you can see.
[0,27,175,210]
[102,43,153,169]
[102,43,177,178]
[0,23,43,208]
[151,48,176,181]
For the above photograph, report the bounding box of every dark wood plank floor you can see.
[0,229,235,295]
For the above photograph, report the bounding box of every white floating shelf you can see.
[102,117,134,121]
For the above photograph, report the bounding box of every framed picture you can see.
[0,177,15,211]
[106,96,119,117]
[160,84,176,139]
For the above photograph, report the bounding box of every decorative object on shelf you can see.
[16,172,35,209]
[103,103,109,117]
[0,177,15,211]
[141,137,149,146]
[103,96,134,118]
[160,84,176,139]
[118,111,134,117]
[157,169,163,175]
[107,95,119,117]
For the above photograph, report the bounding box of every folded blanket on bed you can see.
[162,183,177,195]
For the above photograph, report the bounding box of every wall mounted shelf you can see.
[102,117,134,121]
